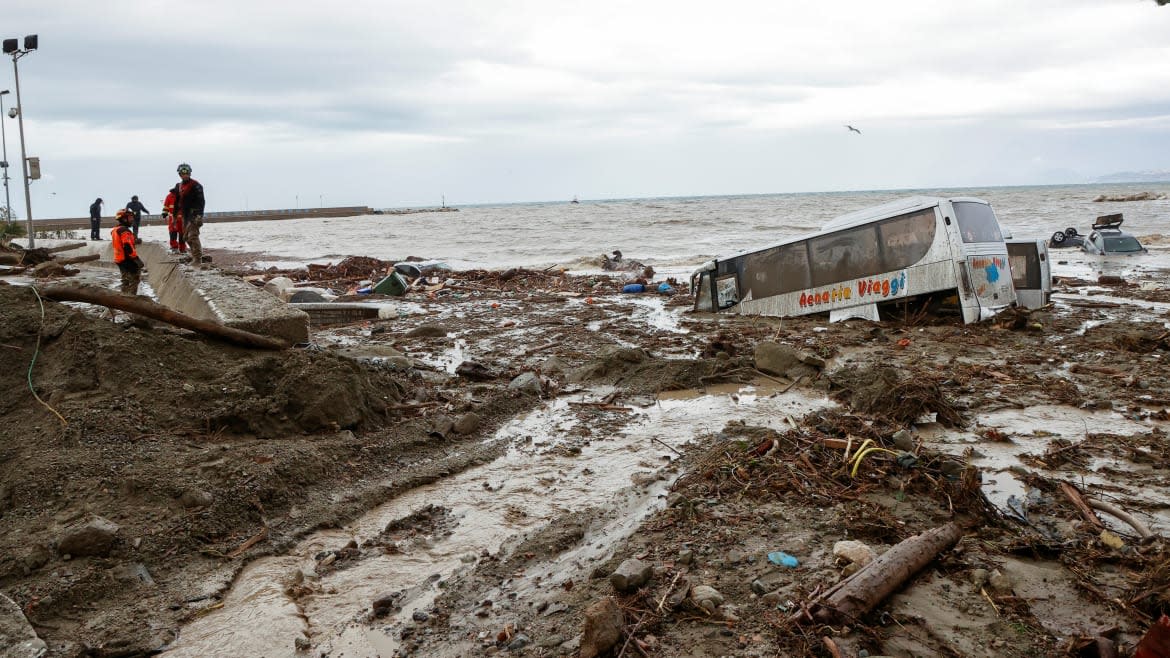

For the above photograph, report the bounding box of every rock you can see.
[970,568,990,589]
[751,579,767,595]
[541,355,569,374]
[262,276,295,299]
[690,585,724,614]
[579,597,624,658]
[798,352,826,369]
[384,356,414,370]
[179,488,214,509]
[891,429,915,451]
[405,324,448,338]
[453,412,482,435]
[832,540,877,566]
[610,558,652,593]
[505,634,531,651]
[456,361,496,381]
[57,516,119,557]
[371,591,404,617]
[288,289,327,303]
[0,592,47,658]
[753,342,802,377]
[987,569,1013,594]
[412,610,429,622]
[508,372,543,397]
[428,415,455,439]
[678,549,694,565]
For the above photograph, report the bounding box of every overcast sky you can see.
[0,0,1168,218]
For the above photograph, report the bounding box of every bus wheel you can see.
[1051,231,1066,244]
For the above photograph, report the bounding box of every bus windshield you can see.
[953,201,1003,244]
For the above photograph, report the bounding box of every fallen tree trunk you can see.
[1061,481,1105,530]
[795,522,963,625]
[36,284,291,350]
[55,253,101,266]
[46,242,89,254]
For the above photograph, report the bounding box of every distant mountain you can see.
[1092,170,1170,183]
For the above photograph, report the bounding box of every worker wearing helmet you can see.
[163,184,186,254]
[175,163,206,269]
[111,209,145,295]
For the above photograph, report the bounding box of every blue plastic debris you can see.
[621,283,645,293]
[767,551,799,568]
[356,287,372,295]
[657,282,674,294]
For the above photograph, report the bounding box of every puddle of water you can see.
[413,338,467,374]
[163,387,833,657]
[922,405,1170,532]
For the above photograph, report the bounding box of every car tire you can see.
[1051,231,1066,244]
[1064,227,1079,237]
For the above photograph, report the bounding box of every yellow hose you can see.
[850,446,899,478]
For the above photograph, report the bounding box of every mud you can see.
[2,256,1170,657]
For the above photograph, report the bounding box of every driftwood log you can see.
[36,284,291,350]
[795,522,964,625]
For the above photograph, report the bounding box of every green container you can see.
[373,272,408,296]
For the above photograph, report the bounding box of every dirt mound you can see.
[567,346,756,394]
[831,364,965,427]
[0,283,408,440]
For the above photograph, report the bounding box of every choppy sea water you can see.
[134,183,1170,278]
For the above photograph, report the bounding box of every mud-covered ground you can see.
[2,250,1170,657]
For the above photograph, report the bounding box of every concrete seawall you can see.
[57,240,310,345]
[31,205,459,233]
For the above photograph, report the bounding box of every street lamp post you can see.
[0,89,11,222]
[3,35,38,247]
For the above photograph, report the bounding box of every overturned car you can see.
[1049,214,1147,255]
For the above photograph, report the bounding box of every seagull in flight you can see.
[845,125,862,134]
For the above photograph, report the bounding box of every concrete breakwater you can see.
[29,205,458,233]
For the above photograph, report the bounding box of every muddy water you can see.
[922,406,1170,532]
[162,384,832,657]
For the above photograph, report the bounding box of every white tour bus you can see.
[691,196,1017,323]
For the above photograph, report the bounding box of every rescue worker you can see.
[175,163,206,269]
[125,195,151,243]
[111,209,145,295]
[162,184,185,254]
[88,198,104,240]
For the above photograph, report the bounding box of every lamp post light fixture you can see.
[0,89,11,223]
[3,34,38,247]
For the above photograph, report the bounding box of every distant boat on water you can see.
[571,196,580,204]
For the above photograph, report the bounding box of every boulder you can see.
[0,592,47,658]
[58,516,119,557]
[610,558,652,593]
[579,597,624,658]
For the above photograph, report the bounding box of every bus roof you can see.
[821,195,987,231]
[711,195,989,263]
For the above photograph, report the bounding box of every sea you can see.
[135,182,1170,279]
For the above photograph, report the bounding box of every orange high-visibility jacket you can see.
[111,225,138,264]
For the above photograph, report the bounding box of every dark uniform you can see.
[89,198,104,240]
[175,163,205,268]
[125,196,150,241]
